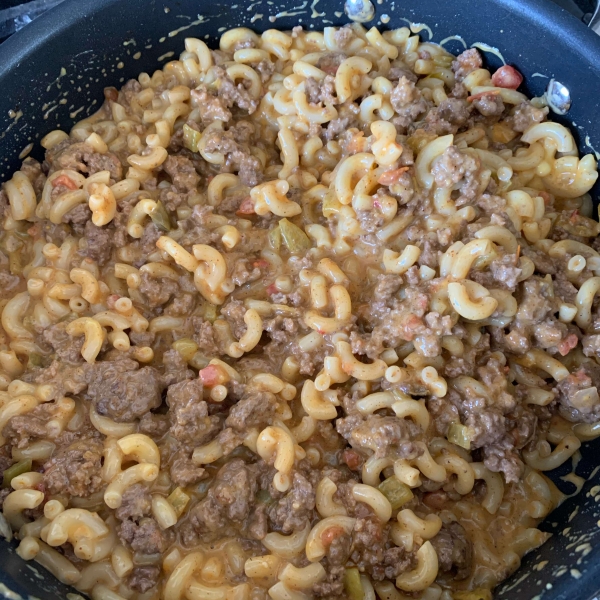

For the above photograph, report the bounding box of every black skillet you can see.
[1,0,600,598]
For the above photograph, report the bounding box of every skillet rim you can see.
[1,0,600,76]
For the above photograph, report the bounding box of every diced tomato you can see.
[198,364,226,387]
[346,132,366,154]
[266,283,278,295]
[491,65,523,90]
[377,167,409,186]
[557,334,578,357]
[27,224,40,237]
[467,90,501,102]
[51,174,78,190]
[342,449,362,471]
[401,314,424,342]
[253,259,270,269]
[236,197,255,215]
[106,294,121,310]
[320,526,346,547]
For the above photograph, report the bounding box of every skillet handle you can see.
[586,1,600,34]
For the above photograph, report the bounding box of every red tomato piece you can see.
[236,197,255,215]
[557,334,578,357]
[51,174,78,190]
[342,449,362,471]
[491,65,523,89]
[198,364,225,387]
[320,526,346,547]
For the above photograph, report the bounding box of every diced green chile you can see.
[447,422,472,450]
[183,124,202,153]
[378,476,414,510]
[3,459,32,488]
[256,489,272,504]
[268,225,282,251]
[343,568,364,600]
[279,218,311,253]
[27,353,43,368]
[149,201,172,232]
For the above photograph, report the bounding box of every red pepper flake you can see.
[253,259,270,269]
[467,90,501,102]
[266,283,278,295]
[377,167,409,186]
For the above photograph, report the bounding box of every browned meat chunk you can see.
[43,439,104,497]
[167,377,221,444]
[86,359,162,422]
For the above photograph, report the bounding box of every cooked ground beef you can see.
[43,438,104,497]
[128,566,161,594]
[190,459,259,533]
[268,471,315,533]
[86,359,163,422]
[510,101,549,132]
[431,522,473,580]
[167,377,221,444]
[115,483,152,521]
[452,48,483,82]
[119,517,171,554]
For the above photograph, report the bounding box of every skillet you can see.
[1,0,600,598]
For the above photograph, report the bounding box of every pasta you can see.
[0,20,597,600]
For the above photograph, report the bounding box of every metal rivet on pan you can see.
[545,79,571,115]
[344,0,375,22]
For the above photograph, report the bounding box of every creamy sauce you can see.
[310,0,325,18]
[584,135,600,161]
[276,1,308,18]
[398,19,433,40]
[45,67,67,93]
[439,35,467,49]
[470,42,506,65]
[167,15,210,38]
[69,106,85,119]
